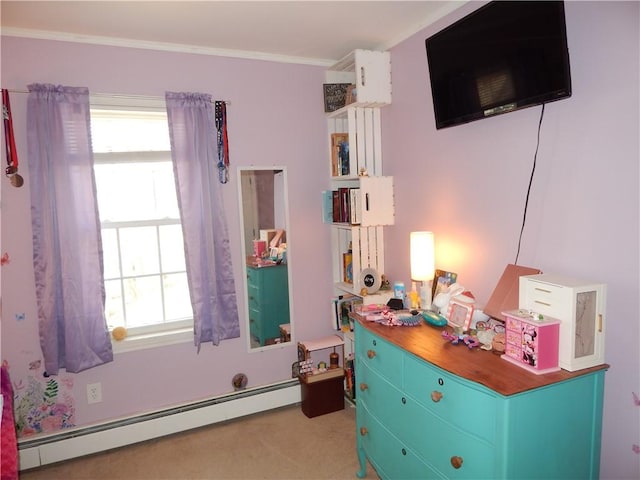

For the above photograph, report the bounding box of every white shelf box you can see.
[325,49,392,106]
[327,107,383,178]
[327,176,394,227]
[332,225,385,296]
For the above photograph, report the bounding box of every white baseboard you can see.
[19,379,301,470]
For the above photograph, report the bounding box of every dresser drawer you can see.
[400,396,495,480]
[504,343,521,360]
[505,319,521,350]
[247,284,261,311]
[356,323,403,387]
[520,279,567,317]
[358,402,442,480]
[357,361,406,433]
[505,329,521,346]
[246,266,258,285]
[403,354,497,444]
[248,305,262,321]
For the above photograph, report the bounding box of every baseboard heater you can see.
[19,378,301,470]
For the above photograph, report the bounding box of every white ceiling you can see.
[0,1,467,65]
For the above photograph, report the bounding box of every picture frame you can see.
[323,83,351,112]
[330,133,349,177]
[446,299,474,332]
[432,269,458,300]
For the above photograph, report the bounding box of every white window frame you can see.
[90,96,193,353]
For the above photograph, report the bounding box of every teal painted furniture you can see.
[354,318,607,479]
[246,264,289,346]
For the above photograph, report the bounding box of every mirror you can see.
[237,167,293,350]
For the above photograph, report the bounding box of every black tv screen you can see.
[426,1,572,129]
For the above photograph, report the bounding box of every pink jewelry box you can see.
[501,309,560,374]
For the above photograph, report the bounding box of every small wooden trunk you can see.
[300,374,345,418]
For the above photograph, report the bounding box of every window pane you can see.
[92,107,192,334]
[95,161,178,222]
[101,228,121,279]
[159,225,186,272]
[163,273,192,321]
[123,276,163,327]
[91,110,170,153]
[119,227,160,276]
[105,279,124,328]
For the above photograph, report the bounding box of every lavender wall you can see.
[0,37,334,429]
[382,2,639,479]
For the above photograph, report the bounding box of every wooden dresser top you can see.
[356,316,608,396]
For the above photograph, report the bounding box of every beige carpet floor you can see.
[20,403,379,480]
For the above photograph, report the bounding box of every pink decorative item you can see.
[253,240,266,258]
[501,309,560,374]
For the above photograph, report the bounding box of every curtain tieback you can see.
[215,101,229,184]
[2,89,23,187]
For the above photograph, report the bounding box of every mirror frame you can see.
[237,166,295,352]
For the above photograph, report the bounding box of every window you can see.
[91,106,193,341]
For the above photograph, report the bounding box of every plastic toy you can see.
[441,330,481,349]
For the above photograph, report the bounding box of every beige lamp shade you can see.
[410,231,435,281]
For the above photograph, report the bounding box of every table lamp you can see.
[410,231,435,310]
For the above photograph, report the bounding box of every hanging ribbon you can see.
[2,89,23,187]
[215,101,229,184]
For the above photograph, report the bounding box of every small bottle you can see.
[409,281,420,309]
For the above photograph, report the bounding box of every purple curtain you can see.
[27,84,113,375]
[165,92,239,350]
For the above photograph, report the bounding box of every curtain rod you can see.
[3,89,229,104]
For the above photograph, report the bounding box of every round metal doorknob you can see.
[431,390,443,402]
[359,383,368,391]
[450,456,463,469]
[367,350,376,359]
[360,426,368,436]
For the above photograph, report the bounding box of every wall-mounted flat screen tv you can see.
[426,1,572,129]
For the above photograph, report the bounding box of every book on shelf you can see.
[339,187,350,223]
[345,353,356,401]
[327,187,361,224]
[349,188,361,225]
[332,190,341,223]
[321,190,333,223]
[332,294,362,331]
[343,251,353,284]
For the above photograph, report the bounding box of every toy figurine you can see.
[408,283,420,309]
[441,330,481,349]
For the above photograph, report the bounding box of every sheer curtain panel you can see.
[165,92,239,350]
[27,84,113,375]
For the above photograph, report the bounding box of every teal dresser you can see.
[354,319,607,479]
[246,265,289,346]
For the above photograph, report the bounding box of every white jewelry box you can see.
[519,274,606,372]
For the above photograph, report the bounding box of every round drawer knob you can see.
[450,456,463,469]
[360,426,368,436]
[431,391,443,403]
[359,383,368,392]
[367,350,376,359]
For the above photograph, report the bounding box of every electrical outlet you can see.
[87,382,102,404]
